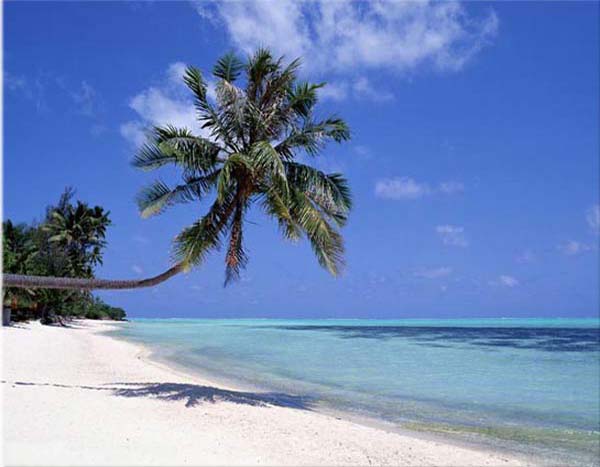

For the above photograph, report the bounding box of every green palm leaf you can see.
[137,172,220,218]
[213,52,244,82]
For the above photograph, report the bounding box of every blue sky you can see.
[4,1,599,318]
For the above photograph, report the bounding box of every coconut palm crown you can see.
[133,48,352,285]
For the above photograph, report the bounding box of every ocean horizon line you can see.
[127,316,600,321]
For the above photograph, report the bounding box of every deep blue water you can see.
[110,318,600,465]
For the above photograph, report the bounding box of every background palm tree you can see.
[3,48,352,290]
[43,187,111,277]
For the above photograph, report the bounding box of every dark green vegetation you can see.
[3,47,352,290]
[2,188,126,324]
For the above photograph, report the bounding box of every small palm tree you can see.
[44,198,111,277]
[3,48,352,290]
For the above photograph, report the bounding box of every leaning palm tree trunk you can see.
[2,263,184,290]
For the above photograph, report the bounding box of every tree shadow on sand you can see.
[2,380,314,410]
[112,382,314,409]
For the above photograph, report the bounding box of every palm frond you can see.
[275,117,351,159]
[183,66,210,114]
[288,81,324,117]
[133,126,221,175]
[136,172,220,218]
[213,52,244,82]
[173,192,237,267]
[250,141,287,193]
[259,57,301,108]
[289,188,345,275]
[132,142,178,171]
[259,187,301,241]
[135,180,176,219]
[246,48,277,101]
[215,80,247,147]
[285,162,351,226]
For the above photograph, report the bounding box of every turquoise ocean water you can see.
[109,318,600,465]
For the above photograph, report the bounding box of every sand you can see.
[1,320,533,466]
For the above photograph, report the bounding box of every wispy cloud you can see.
[318,81,349,101]
[6,71,104,134]
[198,1,498,74]
[436,225,468,247]
[352,77,394,102]
[194,0,498,101]
[375,177,464,200]
[375,177,431,200]
[120,63,214,147]
[4,72,27,92]
[490,275,519,287]
[121,88,196,147]
[318,77,394,102]
[559,240,591,256]
[586,204,599,234]
[4,71,46,111]
[70,81,98,117]
[414,266,453,279]
[132,265,144,275]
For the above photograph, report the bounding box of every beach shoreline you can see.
[2,319,534,466]
[110,323,536,461]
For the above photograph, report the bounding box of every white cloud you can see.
[132,265,144,275]
[318,81,349,101]
[375,177,431,200]
[319,77,394,101]
[167,61,218,100]
[120,121,147,148]
[490,275,519,287]
[559,240,591,256]
[586,204,599,233]
[167,62,188,86]
[436,225,468,247]
[199,1,498,76]
[414,267,453,279]
[130,87,197,130]
[120,64,206,147]
[121,62,218,146]
[71,81,97,117]
[499,275,519,287]
[352,76,394,102]
[375,177,464,200]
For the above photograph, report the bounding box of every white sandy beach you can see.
[1,320,533,466]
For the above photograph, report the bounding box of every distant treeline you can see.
[2,187,126,324]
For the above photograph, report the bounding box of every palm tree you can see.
[43,199,111,277]
[3,48,352,290]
